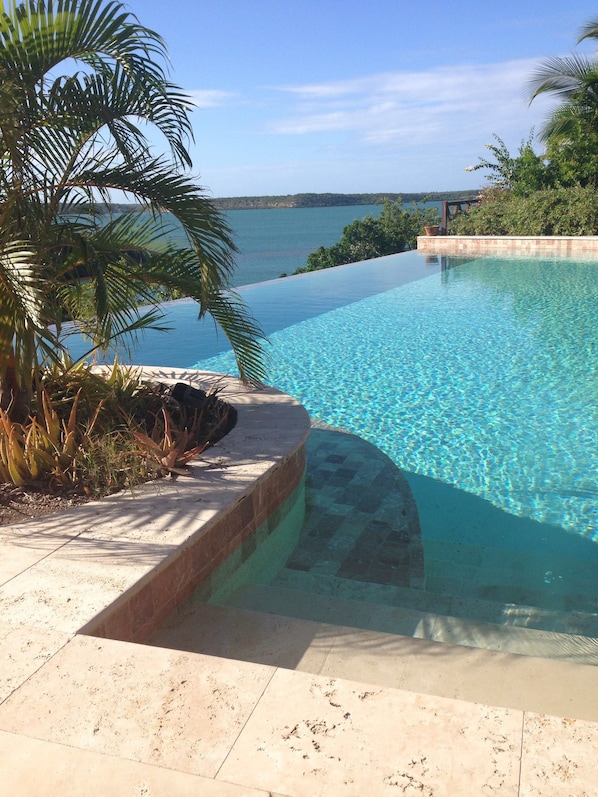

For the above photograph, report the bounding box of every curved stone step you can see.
[271,567,598,637]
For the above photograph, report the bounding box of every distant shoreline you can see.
[210,191,474,210]
[96,191,476,214]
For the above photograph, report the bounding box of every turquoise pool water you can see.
[191,252,598,623]
[198,255,598,544]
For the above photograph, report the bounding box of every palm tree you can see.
[527,19,598,143]
[0,0,266,418]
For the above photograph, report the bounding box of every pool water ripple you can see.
[195,256,598,617]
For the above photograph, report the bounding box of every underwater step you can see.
[270,567,598,636]
[149,601,598,720]
[216,582,598,665]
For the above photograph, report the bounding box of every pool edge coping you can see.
[417,234,598,257]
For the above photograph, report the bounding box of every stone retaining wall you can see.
[417,235,598,257]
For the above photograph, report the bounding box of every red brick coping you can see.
[417,235,598,257]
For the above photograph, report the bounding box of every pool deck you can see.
[1,371,597,796]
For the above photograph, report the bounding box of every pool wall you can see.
[417,235,598,257]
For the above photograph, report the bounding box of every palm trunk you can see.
[0,350,30,421]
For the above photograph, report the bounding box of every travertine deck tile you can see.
[520,713,598,796]
[0,729,272,797]
[0,526,75,585]
[218,667,522,797]
[0,622,70,703]
[0,551,153,634]
[0,635,275,779]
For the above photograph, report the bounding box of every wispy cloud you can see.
[185,89,237,109]
[268,59,555,146]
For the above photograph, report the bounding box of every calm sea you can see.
[223,204,382,286]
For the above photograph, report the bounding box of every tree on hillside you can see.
[465,132,552,196]
[0,0,265,418]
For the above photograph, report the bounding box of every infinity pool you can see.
[70,251,598,621]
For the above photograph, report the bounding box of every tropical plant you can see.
[526,16,598,188]
[527,19,598,144]
[450,184,598,236]
[0,360,235,494]
[0,0,266,421]
[464,131,552,196]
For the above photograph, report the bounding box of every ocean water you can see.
[164,201,439,286]
[224,204,384,285]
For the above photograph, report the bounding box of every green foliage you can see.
[543,121,598,187]
[211,191,471,210]
[465,132,552,196]
[450,185,598,236]
[293,200,439,274]
[526,17,598,186]
[459,22,598,236]
[0,362,234,494]
[0,0,266,420]
[0,384,105,490]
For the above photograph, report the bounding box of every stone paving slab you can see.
[0,622,70,703]
[520,713,598,797]
[0,635,276,779]
[218,666,523,796]
[0,730,274,797]
[0,547,154,634]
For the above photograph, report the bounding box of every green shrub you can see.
[0,363,233,496]
[450,185,598,236]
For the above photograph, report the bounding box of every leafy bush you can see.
[450,185,598,236]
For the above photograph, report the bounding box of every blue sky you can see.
[123,0,598,197]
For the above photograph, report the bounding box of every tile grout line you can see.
[0,526,94,590]
[517,710,526,796]
[212,664,279,783]
[0,633,73,711]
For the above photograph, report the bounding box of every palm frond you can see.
[202,292,269,385]
[578,19,598,44]
[0,0,267,413]
[527,54,598,103]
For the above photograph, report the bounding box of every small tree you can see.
[298,199,438,274]
[465,132,551,196]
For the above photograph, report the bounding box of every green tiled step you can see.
[270,567,598,636]
[216,582,598,665]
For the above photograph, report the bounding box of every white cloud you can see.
[268,59,556,148]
